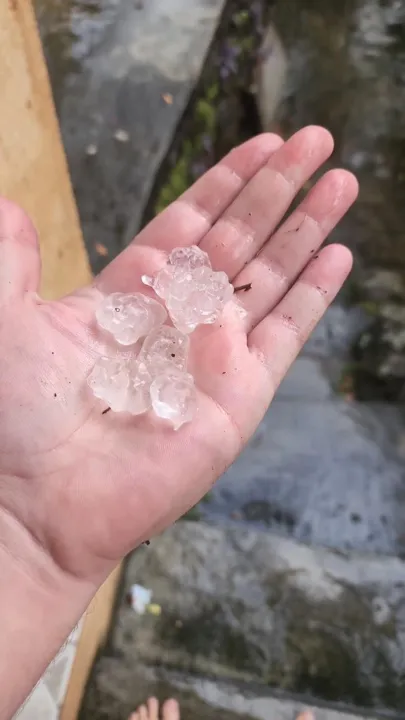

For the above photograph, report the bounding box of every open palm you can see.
[0,127,357,584]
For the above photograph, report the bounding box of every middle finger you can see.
[199,125,334,279]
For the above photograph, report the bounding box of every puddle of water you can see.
[34,0,119,108]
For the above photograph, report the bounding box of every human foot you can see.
[129,697,180,720]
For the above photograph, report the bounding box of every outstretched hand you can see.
[0,126,357,587]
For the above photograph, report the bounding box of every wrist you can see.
[0,508,98,719]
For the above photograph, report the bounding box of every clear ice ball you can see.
[139,326,190,373]
[95,292,167,345]
[88,355,154,415]
[168,245,211,271]
[143,246,233,333]
[125,361,153,415]
[150,369,196,430]
[168,266,233,332]
[87,356,130,412]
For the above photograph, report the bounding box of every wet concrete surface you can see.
[34,0,227,273]
[271,0,405,274]
[267,0,405,395]
[201,396,405,557]
[82,523,405,716]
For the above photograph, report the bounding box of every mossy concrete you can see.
[102,523,405,714]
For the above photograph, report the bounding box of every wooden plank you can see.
[0,0,91,299]
[60,566,122,720]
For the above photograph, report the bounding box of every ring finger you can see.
[199,125,334,279]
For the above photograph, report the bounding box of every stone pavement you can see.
[83,520,405,719]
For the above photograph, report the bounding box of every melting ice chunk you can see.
[142,246,233,333]
[139,326,190,373]
[96,292,167,345]
[150,369,196,430]
[88,354,154,415]
[168,245,211,271]
[87,356,130,412]
[142,246,211,300]
[168,266,233,333]
[125,361,153,415]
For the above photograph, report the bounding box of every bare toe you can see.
[147,697,159,720]
[138,705,149,720]
[162,699,180,720]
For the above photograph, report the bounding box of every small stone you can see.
[114,129,130,143]
[96,292,167,346]
[86,143,98,156]
[88,356,130,412]
[150,369,196,430]
[140,326,190,373]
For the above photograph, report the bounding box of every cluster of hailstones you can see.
[88,246,234,430]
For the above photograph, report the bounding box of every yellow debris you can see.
[147,603,162,616]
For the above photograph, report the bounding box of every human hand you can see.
[0,126,358,717]
[0,126,357,585]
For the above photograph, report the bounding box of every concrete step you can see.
[83,661,394,720]
[83,522,405,718]
[199,399,405,558]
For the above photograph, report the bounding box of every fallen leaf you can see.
[95,243,108,257]
[162,93,173,105]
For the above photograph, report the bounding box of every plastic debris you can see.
[128,584,152,614]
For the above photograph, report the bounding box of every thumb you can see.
[0,197,41,302]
